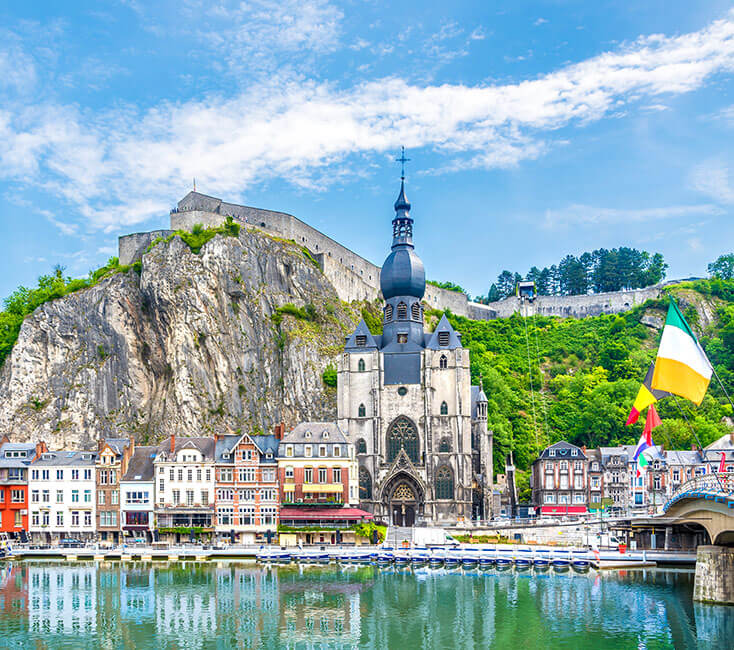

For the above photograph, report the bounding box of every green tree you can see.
[708,253,734,280]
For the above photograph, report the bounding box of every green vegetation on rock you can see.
[427,280,467,295]
[322,363,338,387]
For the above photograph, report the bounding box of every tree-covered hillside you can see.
[435,277,734,476]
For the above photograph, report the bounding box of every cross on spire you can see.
[395,146,410,181]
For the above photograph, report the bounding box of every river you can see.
[0,562,730,648]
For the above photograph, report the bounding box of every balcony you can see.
[302,484,343,494]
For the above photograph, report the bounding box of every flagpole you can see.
[710,364,734,413]
[671,395,726,494]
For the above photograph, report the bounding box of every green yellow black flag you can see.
[626,362,670,425]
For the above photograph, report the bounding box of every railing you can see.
[663,472,734,512]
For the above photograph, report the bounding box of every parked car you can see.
[59,538,84,548]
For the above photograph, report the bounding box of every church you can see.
[337,172,494,526]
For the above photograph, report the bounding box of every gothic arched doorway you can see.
[383,474,424,527]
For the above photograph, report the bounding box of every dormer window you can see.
[549,449,556,457]
[438,331,449,347]
[322,431,329,439]
[397,302,407,319]
[305,431,311,439]
[356,335,367,347]
[411,303,420,320]
[266,452,273,459]
[222,453,230,459]
[42,453,53,460]
[571,449,578,457]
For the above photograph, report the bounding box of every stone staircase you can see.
[386,526,414,547]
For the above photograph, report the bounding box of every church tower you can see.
[337,154,493,526]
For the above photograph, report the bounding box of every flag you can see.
[642,404,662,446]
[719,451,727,474]
[632,433,653,461]
[636,451,649,478]
[626,363,670,425]
[651,300,712,405]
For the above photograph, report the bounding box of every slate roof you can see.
[103,438,131,457]
[665,450,703,466]
[533,440,587,462]
[122,446,157,482]
[344,320,379,352]
[253,435,280,460]
[0,442,37,468]
[706,433,734,451]
[214,435,241,463]
[32,450,97,467]
[425,314,462,350]
[155,437,216,462]
[282,422,347,444]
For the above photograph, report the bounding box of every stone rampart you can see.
[119,230,173,266]
[485,285,662,319]
[120,193,664,321]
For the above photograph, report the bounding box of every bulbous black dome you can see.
[380,247,425,300]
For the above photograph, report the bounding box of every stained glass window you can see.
[387,417,419,463]
[436,466,454,500]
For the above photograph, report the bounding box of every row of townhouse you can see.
[1,422,366,545]
[531,433,734,517]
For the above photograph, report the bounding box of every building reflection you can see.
[28,564,97,637]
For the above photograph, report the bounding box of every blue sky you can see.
[2,1,734,301]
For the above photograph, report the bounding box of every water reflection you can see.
[0,561,729,648]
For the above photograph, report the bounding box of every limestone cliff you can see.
[0,229,370,448]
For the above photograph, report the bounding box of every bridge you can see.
[663,473,734,604]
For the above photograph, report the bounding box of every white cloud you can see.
[542,203,722,229]
[534,18,548,27]
[690,158,734,203]
[3,11,734,229]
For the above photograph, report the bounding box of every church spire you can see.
[391,146,413,248]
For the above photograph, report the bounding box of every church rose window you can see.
[357,438,367,454]
[439,438,450,453]
[358,359,365,372]
[359,467,372,500]
[397,302,407,319]
[440,401,448,415]
[358,404,366,418]
[439,354,447,369]
[436,466,454,500]
[411,302,420,320]
[387,417,419,464]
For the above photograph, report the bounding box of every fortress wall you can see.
[119,230,173,266]
[319,254,380,304]
[424,284,472,315]
[485,285,663,319]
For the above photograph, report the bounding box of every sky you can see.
[2,1,734,301]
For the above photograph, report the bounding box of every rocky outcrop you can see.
[0,229,368,448]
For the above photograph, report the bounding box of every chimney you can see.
[214,433,220,443]
[274,422,285,440]
[0,434,10,446]
[98,438,105,452]
[170,435,176,454]
[730,431,734,445]
[581,445,586,454]
[34,441,48,460]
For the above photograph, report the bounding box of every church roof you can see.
[344,320,379,351]
[426,314,462,350]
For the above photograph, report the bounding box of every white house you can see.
[28,450,97,543]
[153,436,216,541]
[120,445,157,542]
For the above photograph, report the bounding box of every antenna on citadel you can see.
[193,177,196,192]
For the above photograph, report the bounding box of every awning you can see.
[279,507,373,521]
[301,484,343,494]
[540,505,587,515]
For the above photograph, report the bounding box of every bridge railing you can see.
[664,472,734,512]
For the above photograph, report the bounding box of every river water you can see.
[0,562,730,648]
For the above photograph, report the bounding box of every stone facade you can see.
[694,545,734,604]
[336,181,492,526]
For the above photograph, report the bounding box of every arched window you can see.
[359,467,372,500]
[439,354,448,369]
[411,302,420,321]
[440,401,448,415]
[397,302,407,319]
[436,466,454,500]
[358,403,366,418]
[439,438,451,453]
[357,358,365,372]
[384,304,393,322]
[387,417,419,464]
[357,438,367,454]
